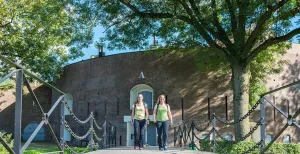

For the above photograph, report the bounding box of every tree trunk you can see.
[232,62,251,141]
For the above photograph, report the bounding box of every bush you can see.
[0,80,14,91]
[0,132,14,154]
[199,140,300,154]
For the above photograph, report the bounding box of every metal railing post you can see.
[90,112,94,151]
[191,121,195,150]
[103,121,106,148]
[212,114,216,153]
[108,125,111,148]
[14,69,23,154]
[174,127,177,146]
[114,127,117,147]
[260,96,266,153]
[184,125,187,146]
[60,98,65,154]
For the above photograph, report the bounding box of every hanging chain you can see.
[194,133,202,141]
[214,100,260,125]
[64,120,93,140]
[187,124,192,139]
[195,119,212,132]
[93,118,102,130]
[93,131,102,141]
[214,128,236,143]
[238,100,260,123]
[194,128,213,141]
[240,119,262,141]
[64,140,91,154]
[63,99,92,124]
[214,115,235,125]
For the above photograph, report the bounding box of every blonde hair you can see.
[156,94,166,105]
[135,93,144,104]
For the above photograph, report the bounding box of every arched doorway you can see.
[125,84,156,146]
[129,84,154,109]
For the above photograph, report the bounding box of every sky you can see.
[69,26,129,64]
[69,18,299,64]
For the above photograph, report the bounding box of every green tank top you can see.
[133,103,147,120]
[156,104,169,121]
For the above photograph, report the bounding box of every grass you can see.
[24,147,91,154]
[0,141,91,154]
[22,142,91,154]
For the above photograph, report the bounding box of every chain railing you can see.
[173,106,265,154]
[64,120,94,141]
[63,99,93,124]
[173,79,300,154]
[174,120,212,150]
[259,80,300,153]
[214,100,261,126]
[104,122,117,148]
[0,54,107,154]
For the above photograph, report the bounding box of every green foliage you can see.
[192,47,230,76]
[69,0,299,138]
[0,132,13,153]
[91,1,299,51]
[249,81,267,107]
[89,1,299,111]
[0,0,95,81]
[0,80,14,91]
[249,42,291,105]
[24,147,91,154]
[0,137,90,154]
[188,42,289,106]
[200,140,300,154]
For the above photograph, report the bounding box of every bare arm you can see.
[131,105,134,123]
[146,106,149,124]
[153,105,157,123]
[167,105,173,125]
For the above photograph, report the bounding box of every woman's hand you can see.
[170,121,173,126]
[153,119,156,123]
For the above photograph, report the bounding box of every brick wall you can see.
[1,44,299,145]
[0,83,52,140]
[51,45,300,145]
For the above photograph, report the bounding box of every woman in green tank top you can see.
[130,94,149,150]
[153,94,173,151]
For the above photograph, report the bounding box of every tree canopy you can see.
[0,0,95,81]
[89,0,300,140]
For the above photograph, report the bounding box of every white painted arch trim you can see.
[130,84,154,109]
